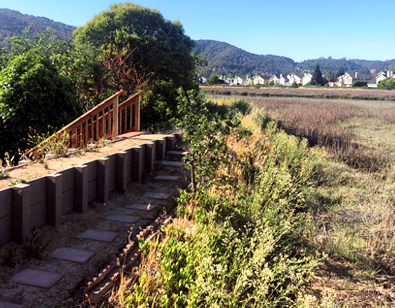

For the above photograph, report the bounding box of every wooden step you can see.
[166,150,188,156]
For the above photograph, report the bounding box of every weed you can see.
[8,179,26,186]
[4,246,18,267]
[24,228,50,259]
[0,172,10,180]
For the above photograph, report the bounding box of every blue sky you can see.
[1,0,394,62]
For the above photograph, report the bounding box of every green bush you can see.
[0,49,80,163]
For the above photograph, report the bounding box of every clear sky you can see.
[1,0,394,62]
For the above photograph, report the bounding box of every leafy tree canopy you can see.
[74,2,196,91]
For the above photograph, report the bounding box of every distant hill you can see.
[0,8,75,48]
[194,39,395,77]
[297,58,370,74]
[194,40,297,76]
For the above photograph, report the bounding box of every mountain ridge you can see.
[0,8,75,48]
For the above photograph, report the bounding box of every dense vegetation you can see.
[0,8,75,48]
[0,3,198,164]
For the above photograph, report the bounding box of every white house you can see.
[367,71,391,88]
[269,74,279,85]
[288,74,301,85]
[301,73,313,86]
[279,74,289,86]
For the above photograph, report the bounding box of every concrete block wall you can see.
[0,133,182,246]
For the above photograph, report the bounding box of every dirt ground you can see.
[0,134,169,190]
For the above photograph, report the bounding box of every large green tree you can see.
[74,3,196,91]
[74,3,198,129]
[311,64,323,86]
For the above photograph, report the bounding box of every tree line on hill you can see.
[0,4,200,165]
[194,40,395,77]
[0,8,75,48]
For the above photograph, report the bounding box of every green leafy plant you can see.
[4,246,18,267]
[8,178,26,187]
[24,228,50,259]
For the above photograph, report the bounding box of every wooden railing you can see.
[23,90,143,160]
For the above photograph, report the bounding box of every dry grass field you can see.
[202,85,395,100]
[209,94,395,307]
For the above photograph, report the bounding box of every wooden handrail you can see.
[23,90,144,160]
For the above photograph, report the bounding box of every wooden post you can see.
[137,95,141,131]
[113,96,119,140]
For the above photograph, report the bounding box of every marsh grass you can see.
[210,95,395,306]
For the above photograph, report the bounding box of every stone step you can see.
[78,229,119,242]
[142,192,171,200]
[105,215,140,224]
[153,175,181,181]
[49,248,95,264]
[11,269,63,289]
[159,161,183,167]
[166,150,188,156]
[125,203,157,211]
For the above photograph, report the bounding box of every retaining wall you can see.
[0,134,179,246]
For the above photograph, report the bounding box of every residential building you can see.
[301,73,313,86]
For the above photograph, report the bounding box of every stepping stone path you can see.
[125,203,157,211]
[4,143,186,306]
[50,248,95,263]
[105,215,140,223]
[78,229,119,242]
[11,269,63,288]
[160,160,183,167]
[154,175,181,181]
[142,192,171,199]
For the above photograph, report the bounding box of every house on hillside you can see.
[367,71,393,88]
[219,75,234,85]
[253,75,269,85]
[337,72,353,87]
[302,73,313,85]
[279,74,289,86]
[288,74,301,85]
[233,76,246,85]
[269,74,279,85]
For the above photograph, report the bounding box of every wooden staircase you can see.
[23,90,144,160]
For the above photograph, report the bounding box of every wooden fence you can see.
[23,90,143,160]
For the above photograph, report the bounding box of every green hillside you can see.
[194,39,297,76]
[194,39,393,77]
[0,8,75,48]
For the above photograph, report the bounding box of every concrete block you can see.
[131,146,143,183]
[154,175,181,181]
[142,192,170,200]
[46,174,62,227]
[125,203,156,211]
[49,248,95,263]
[78,229,119,242]
[160,161,183,167]
[0,188,12,218]
[105,215,140,223]
[60,168,74,214]
[97,158,109,203]
[74,165,88,214]
[175,132,183,145]
[144,142,155,173]
[0,215,12,246]
[12,184,31,244]
[116,151,128,192]
[11,269,63,289]
[107,154,117,192]
[165,134,176,151]
[156,138,166,161]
